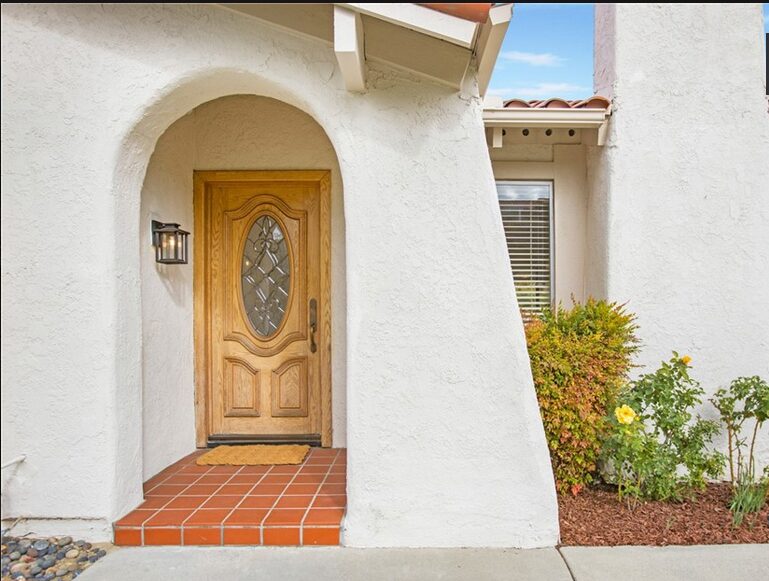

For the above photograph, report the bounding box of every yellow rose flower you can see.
[615,404,637,425]
[681,355,692,366]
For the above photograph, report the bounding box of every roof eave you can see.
[219,3,507,93]
[338,3,479,48]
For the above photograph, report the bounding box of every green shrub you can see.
[525,298,639,495]
[710,375,769,526]
[602,354,725,502]
[710,376,769,486]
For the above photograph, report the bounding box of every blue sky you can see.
[488,3,769,101]
[487,3,595,101]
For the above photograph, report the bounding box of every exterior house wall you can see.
[491,142,588,306]
[140,95,348,481]
[140,111,196,482]
[591,3,769,468]
[1,4,559,546]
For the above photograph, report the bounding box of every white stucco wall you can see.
[590,4,769,468]
[141,95,347,480]
[140,112,196,482]
[1,3,558,546]
[491,142,588,305]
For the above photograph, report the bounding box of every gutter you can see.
[483,106,612,129]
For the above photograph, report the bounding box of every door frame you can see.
[193,170,332,447]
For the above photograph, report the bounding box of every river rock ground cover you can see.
[1,535,111,581]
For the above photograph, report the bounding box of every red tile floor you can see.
[114,447,346,546]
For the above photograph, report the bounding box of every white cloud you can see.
[488,83,592,99]
[500,51,565,67]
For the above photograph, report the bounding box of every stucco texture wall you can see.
[141,95,347,480]
[1,4,558,546]
[591,4,769,468]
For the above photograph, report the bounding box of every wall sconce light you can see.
[151,220,189,264]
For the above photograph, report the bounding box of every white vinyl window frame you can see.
[495,180,555,315]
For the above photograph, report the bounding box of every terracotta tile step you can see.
[116,448,346,547]
[113,524,342,547]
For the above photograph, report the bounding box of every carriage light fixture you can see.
[151,220,189,264]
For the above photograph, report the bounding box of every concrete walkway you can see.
[560,544,769,581]
[77,544,769,581]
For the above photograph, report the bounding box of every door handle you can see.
[309,298,317,353]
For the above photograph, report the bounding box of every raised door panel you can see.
[223,357,260,418]
[271,358,308,417]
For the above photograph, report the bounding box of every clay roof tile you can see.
[535,98,572,109]
[502,95,611,110]
[503,98,532,109]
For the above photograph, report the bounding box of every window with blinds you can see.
[496,181,553,315]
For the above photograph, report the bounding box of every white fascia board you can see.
[338,3,478,48]
[334,6,366,92]
[475,4,512,97]
[483,107,612,129]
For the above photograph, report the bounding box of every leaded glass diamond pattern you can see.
[242,215,291,338]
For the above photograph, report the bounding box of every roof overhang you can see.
[483,98,612,146]
[218,3,512,95]
[483,107,611,129]
[339,3,479,48]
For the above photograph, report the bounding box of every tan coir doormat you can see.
[196,444,310,466]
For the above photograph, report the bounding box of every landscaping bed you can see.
[559,482,769,546]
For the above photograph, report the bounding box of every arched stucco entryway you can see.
[109,68,355,529]
[138,94,347,481]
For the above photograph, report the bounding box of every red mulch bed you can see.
[559,482,769,545]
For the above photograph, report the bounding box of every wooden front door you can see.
[194,171,331,447]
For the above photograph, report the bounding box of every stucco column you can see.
[338,75,559,548]
[589,4,769,467]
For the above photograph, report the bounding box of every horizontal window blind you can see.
[496,181,553,315]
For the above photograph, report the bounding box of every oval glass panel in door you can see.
[242,214,291,338]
